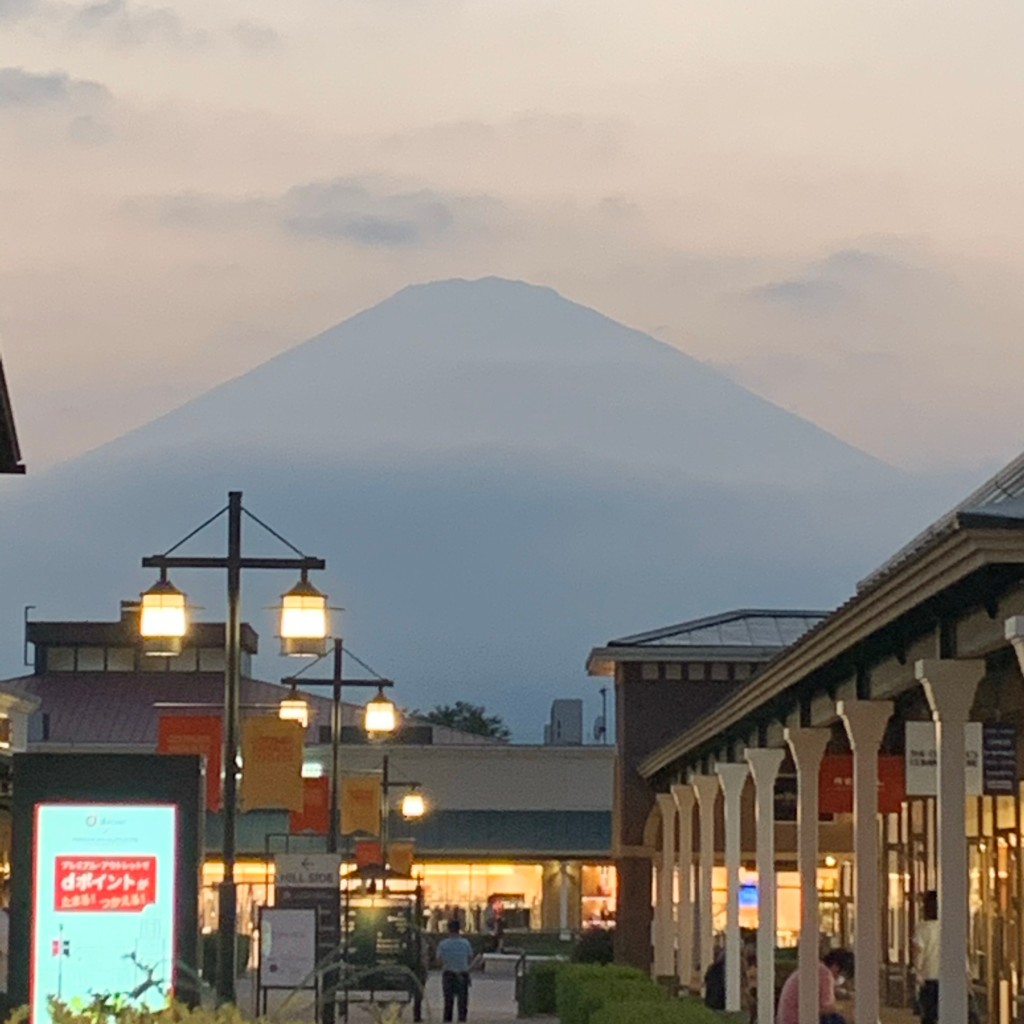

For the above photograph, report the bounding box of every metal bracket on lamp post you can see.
[141,490,326,1007]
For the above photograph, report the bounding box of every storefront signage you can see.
[905,721,983,796]
[31,803,177,1024]
[982,723,1018,796]
[275,853,341,889]
[818,754,906,814]
[273,854,341,996]
[258,907,316,990]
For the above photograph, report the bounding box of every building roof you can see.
[0,357,24,475]
[26,616,260,654]
[587,608,827,674]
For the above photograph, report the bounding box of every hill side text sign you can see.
[274,854,341,890]
[905,722,982,796]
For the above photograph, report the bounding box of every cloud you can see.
[128,177,505,249]
[69,0,206,47]
[230,19,281,52]
[0,0,38,21]
[0,66,109,107]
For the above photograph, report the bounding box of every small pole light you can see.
[139,575,188,657]
[279,696,311,730]
[364,688,397,737]
[279,574,329,657]
[401,789,425,819]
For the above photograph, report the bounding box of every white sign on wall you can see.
[905,721,983,796]
[259,908,316,990]
[274,853,341,890]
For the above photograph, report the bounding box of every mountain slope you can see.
[0,277,961,737]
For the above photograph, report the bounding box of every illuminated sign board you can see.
[31,804,177,1023]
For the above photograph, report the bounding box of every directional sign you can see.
[275,853,341,890]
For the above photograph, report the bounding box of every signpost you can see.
[257,907,317,1013]
[983,723,1018,796]
[274,854,342,1024]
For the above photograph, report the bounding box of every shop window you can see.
[77,647,104,672]
[0,716,11,749]
[46,647,75,672]
[106,647,135,672]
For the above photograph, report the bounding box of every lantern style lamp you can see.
[279,574,328,657]
[364,687,397,737]
[279,689,311,729]
[401,788,426,820]
[139,574,188,656]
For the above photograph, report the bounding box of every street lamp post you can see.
[280,637,396,853]
[140,491,327,1005]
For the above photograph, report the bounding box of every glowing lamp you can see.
[279,696,311,729]
[364,689,397,736]
[140,576,188,656]
[279,576,328,656]
[401,789,426,819]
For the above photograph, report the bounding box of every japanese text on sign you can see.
[54,856,156,912]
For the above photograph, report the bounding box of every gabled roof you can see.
[0,357,25,474]
[587,608,827,674]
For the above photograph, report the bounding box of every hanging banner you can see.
[388,841,415,876]
[983,723,1018,796]
[157,714,222,811]
[240,717,304,812]
[290,776,329,835]
[905,721,983,796]
[341,775,381,835]
[354,839,383,868]
[818,754,906,815]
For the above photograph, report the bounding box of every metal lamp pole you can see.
[143,491,326,1005]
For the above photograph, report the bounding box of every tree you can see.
[420,701,511,741]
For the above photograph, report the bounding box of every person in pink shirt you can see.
[776,949,854,1024]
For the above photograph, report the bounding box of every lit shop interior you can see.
[200,859,618,939]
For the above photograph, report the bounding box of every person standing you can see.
[437,919,474,1023]
[913,891,940,1024]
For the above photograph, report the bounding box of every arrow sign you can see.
[275,853,342,890]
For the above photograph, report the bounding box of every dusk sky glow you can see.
[3,1,1024,472]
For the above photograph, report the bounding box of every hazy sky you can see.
[3,1,1024,472]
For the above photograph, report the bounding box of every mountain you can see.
[0,277,966,738]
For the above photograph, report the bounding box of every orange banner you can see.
[157,714,222,811]
[240,717,304,811]
[388,841,415,876]
[290,776,330,834]
[355,838,382,868]
[341,774,381,835]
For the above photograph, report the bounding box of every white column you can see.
[716,762,749,1012]
[785,727,830,1024]
[692,774,721,981]
[746,747,785,1024]
[672,783,696,992]
[559,861,570,940]
[837,699,893,1024]
[916,659,985,1024]
[655,792,678,978]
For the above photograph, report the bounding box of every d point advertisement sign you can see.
[9,754,203,1024]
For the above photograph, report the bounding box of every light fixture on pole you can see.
[365,687,397,737]
[401,787,426,820]
[139,573,188,656]
[140,490,325,1007]
[279,688,312,730]
[279,574,329,657]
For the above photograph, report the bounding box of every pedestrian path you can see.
[419,971,524,1023]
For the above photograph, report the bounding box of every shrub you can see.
[555,964,663,1024]
[591,996,748,1024]
[519,961,563,1017]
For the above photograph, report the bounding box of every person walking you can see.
[913,891,940,1024]
[437,918,474,1023]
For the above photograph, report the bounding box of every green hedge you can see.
[591,996,747,1024]
[555,964,664,1024]
[519,961,563,1017]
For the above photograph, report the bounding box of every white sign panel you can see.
[274,853,341,889]
[31,804,177,1024]
[260,908,316,989]
[905,721,983,796]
